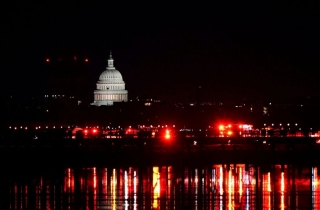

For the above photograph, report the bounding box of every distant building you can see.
[91,52,128,106]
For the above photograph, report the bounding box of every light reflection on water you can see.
[5,165,320,209]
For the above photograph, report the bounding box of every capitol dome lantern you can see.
[91,52,128,106]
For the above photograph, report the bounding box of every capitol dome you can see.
[98,70,124,83]
[91,52,128,106]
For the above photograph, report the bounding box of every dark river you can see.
[2,164,320,209]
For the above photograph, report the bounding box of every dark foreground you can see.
[1,137,320,167]
[1,137,320,209]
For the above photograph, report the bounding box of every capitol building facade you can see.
[91,53,128,106]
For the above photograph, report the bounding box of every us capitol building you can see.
[91,53,128,106]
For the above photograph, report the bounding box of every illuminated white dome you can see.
[91,52,128,106]
[98,69,124,84]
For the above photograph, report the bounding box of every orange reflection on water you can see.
[111,169,117,210]
[262,172,272,210]
[239,167,243,198]
[228,169,235,209]
[281,172,284,210]
[153,166,160,209]
[219,166,223,195]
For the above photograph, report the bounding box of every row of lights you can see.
[264,123,299,126]
[8,125,176,130]
[9,126,70,130]
[8,124,316,132]
[138,125,176,128]
[46,58,89,62]
[263,124,316,131]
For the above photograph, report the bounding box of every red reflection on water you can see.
[46,185,51,210]
[64,168,74,193]
[25,185,28,209]
[167,166,172,208]
[14,184,17,210]
[93,167,97,210]
[8,165,320,209]
[102,168,108,200]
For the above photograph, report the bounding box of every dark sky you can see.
[1,1,320,102]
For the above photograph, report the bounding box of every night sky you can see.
[2,1,320,103]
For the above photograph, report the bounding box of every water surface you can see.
[3,164,320,209]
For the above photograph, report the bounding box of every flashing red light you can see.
[46,58,50,62]
[85,58,89,62]
[84,129,88,134]
[93,129,97,133]
[219,125,224,130]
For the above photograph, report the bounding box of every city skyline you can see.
[2,2,319,102]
